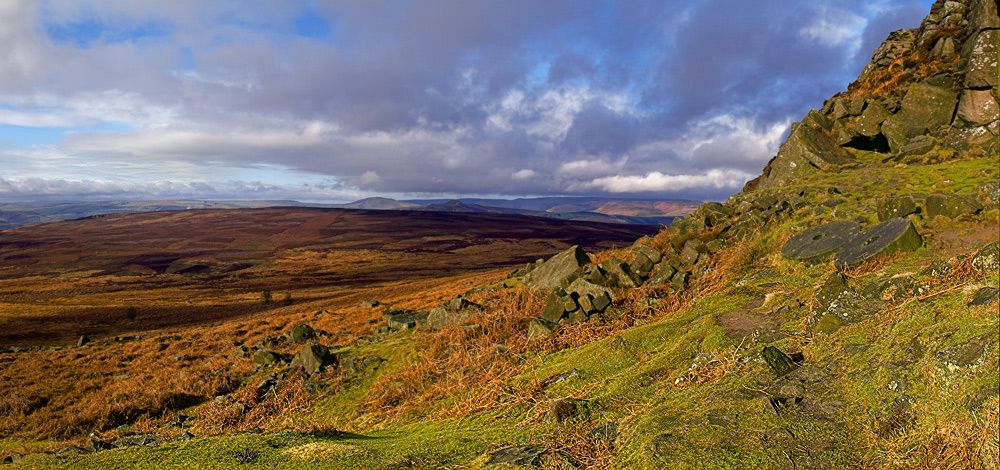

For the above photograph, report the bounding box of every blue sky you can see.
[0,0,934,203]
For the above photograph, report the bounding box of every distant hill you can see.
[339,197,419,210]
[0,196,700,230]
[0,200,308,230]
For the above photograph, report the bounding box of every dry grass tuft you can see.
[836,253,899,278]
[197,370,313,434]
[866,396,999,470]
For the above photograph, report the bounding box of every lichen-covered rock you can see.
[971,241,999,273]
[961,28,999,89]
[926,194,984,219]
[834,218,923,270]
[629,252,656,278]
[826,292,888,325]
[598,258,643,288]
[955,89,999,127]
[816,272,851,309]
[876,196,920,221]
[856,101,891,137]
[384,309,429,331]
[523,245,590,290]
[881,83,959,151]
[426,307,472,329]
[253,349,280,366]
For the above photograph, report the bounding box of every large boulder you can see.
[834,218,923,270]
[523,246,591,290]
[781,220,861,265]
[881,83,959,151]
[955,89,1000,127]
[925,194,983,219]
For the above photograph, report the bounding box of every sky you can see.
[0,0,934,204]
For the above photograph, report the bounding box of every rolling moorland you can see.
[0,0,998,468]
[0,197,700,231]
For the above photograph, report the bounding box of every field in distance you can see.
[0,207,658,346]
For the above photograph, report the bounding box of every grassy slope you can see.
[10,151,996,469]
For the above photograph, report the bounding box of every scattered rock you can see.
[361,300,380,308]
[289,324,316,343]
[834,218,923,270]
[597,258,643,288]
[971,241,999,273]
[292,342,336,375]
[544,398,587,423]
[253,349,281,366]
[77,335,90,347]
[426,307,470,329]
[876,196,919,221]
[937,337,987,367]
[816,272,851,309]
[113,433,161,447]
[565,278,613,316]
[383,309,428,331]
[116,424,137,437]
[523,246,590,290]
[527,318,558,340]
[485,445,548,467]
[444,295,478,311]
[781,221,861,265]
[762,346,799,376]
[826,292,887,325]
[968,287,998,306]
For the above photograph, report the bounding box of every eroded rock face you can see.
[756,112,853,189]
[881,83,959,151]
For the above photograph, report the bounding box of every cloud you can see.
[0,0,936,202]
[579,169,754,194]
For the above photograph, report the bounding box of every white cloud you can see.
[510,169,536,180]
[580,168,753,193]
[359,170,381,185]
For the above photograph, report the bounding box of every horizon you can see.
[1,0,935,204]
